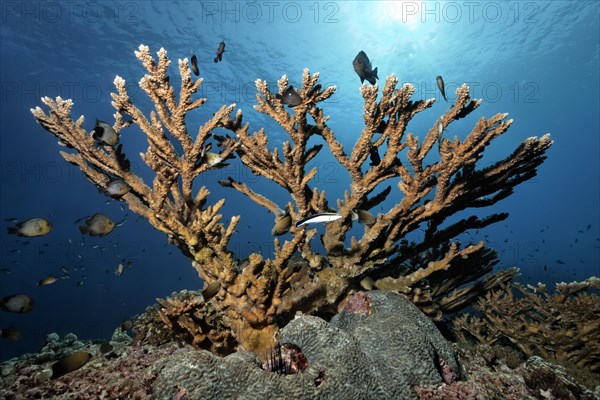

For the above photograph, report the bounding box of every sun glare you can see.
[377,1,423,30]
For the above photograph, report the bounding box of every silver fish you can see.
[436,76,447,102]
[103,178,131,198]
[7,218,52,237]
[353,51,378,85]
[296,212,342,228]
[203,151,229,167]
[115,263,124,276]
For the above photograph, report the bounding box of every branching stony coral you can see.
[31,45,553,354]
[452,277,600,374]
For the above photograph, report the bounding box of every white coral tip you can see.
[114,75,125,85]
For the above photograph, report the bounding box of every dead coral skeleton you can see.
[32,45,553,354]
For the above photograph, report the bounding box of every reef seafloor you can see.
[0,291,598,400]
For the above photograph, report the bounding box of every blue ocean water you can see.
[0,1,598,361]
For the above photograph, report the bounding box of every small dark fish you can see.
[368,144,381,166]
[352,209,376,227]
[543,265,547,271]
[1,327,22,340]
[352,51,378,85]
[218,177,235,187]
[51,351,91,379]
[276,85,302,107]
[272,213,292,236]
[38,275,58,286]
[201,281,220,301]
[214,41,225,63]
[121,320,133,331]
[555,259,565,265]
[92,119,119,146]
[0,294,35,313]
[99,342,113,354]
[586,224,592,230]
[190,53,199,76]
[436,76,447,102]
[79,213,115,237]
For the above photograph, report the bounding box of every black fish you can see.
[276,85,302,107]
[368,144,381,166]
[190,54,199,76]
[214,41,225,63]
[352,51,378,85]
[436,75,447,102]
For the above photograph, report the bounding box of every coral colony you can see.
[10,45,595,397]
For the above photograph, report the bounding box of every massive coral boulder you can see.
[153,291,463,399]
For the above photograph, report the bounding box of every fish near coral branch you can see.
[33,46,241,279]
[223,70,336,219]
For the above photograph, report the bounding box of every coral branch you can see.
[452,277,600,374]
[32,45,554,355]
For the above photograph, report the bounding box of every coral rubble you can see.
[31,44,553,354]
